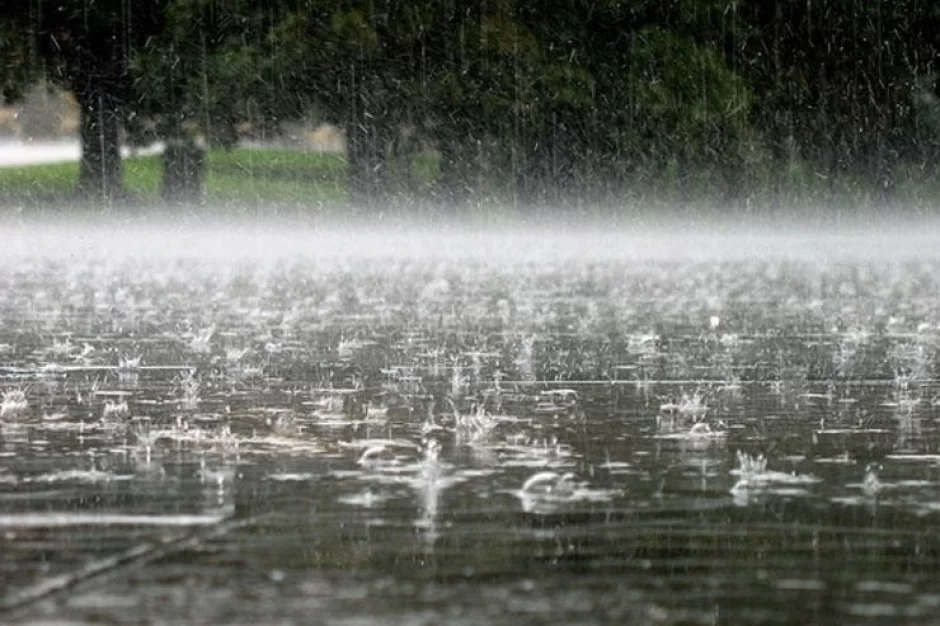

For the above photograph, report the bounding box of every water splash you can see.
[863,463,883,498]
[730,450,818,503]
[453,401,498,444]
[0,388,29,419]
[514,470,618,514]
[102,398,129,420]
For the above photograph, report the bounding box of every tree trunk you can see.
[870,139,896,208]
[436,130,477,210]
[346,118,387,211]
[514,127,559,213]
[74,80,124,202]
[163,140,206,204]
[513,142,544,213]
[718,130,745,211]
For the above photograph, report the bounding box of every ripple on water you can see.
[3,233,940,624]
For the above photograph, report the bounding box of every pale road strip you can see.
[0,509,232,528]
[0,140,164,167]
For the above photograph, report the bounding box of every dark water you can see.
[3,228,940,624]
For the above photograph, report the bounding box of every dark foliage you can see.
[2,0,939,212]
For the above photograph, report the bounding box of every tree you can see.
[0,0,170,202]
[273,2,449,210]
[197,0,754,211]
[130,0,279,203]
[0,15,37,105]
[738,0,940,208]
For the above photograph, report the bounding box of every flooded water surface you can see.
[2,225,940,624]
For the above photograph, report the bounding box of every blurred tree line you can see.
[1,0,939,212]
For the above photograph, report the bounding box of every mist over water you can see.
[3,217,940,624]
[0,213,936,263]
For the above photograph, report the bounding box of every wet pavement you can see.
[2,227,940,624]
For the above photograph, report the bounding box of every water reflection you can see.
[414,438,443,551]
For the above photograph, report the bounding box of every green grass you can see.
[0,160,80,202]
[5,145,933,221]
[0,147,351,212]
[206,149,348,207]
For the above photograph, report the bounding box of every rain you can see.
[2,2,940,625]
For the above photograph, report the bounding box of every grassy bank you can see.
[2,145,938,225]
[0,147,350,214]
